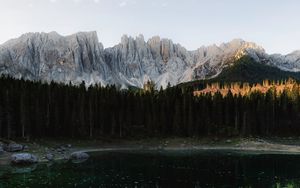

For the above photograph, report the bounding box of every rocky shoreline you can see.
[0,141,91,165]
[1,137,300,166]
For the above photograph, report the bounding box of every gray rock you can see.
[11,153,38,165]
[70,152,89,163]
[46,153,54,161]
[56,148,63,153]
[0,31,110,87]
[60,146,66,151]
[4,143,23,152]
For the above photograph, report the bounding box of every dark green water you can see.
[1,150,300,188]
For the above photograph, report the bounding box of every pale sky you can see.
[0,0,299,54]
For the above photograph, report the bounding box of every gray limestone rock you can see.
[4,143,24,152]
[11,153,38,165]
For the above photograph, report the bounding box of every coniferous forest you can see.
[1,76,300,139]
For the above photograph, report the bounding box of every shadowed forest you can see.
[0,76,300,139]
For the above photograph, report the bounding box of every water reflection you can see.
[11,164,37,174]
[1,150,300,187]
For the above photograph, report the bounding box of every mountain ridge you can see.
[0,31,299,88]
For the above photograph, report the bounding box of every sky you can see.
[0,0,299,54]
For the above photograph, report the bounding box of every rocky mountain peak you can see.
[0,31,299,88]
[0,31,109,85]
[234,43,264,60]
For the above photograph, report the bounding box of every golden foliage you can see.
[194,78,299,97]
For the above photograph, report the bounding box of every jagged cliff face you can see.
[105,35,268,88]
[0,31,110,85]
[0,31,298,88]
[104,34,194,88]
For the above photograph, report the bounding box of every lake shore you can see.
[2,137,300,165]
[79,137,300,155]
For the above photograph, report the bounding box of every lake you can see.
[1,150,300,187]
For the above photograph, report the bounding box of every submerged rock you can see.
[70,152,89,163]
[4,143,24,152]
[12,164,37,174]
[11,153,38,165]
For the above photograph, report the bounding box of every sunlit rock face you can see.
[188,39,266,80]
[0,31,298,88]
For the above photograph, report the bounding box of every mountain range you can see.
[0,31,300,88]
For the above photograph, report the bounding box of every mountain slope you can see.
[179,56,300,89]
[211,56,300,83]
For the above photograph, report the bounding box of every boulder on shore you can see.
[4,143,24,152]
[46,153,54,161]
[70,151,89,163]
[11,153,38,165]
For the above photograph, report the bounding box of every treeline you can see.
[0,76,300,139]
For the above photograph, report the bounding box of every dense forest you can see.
[0,76,300,139]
